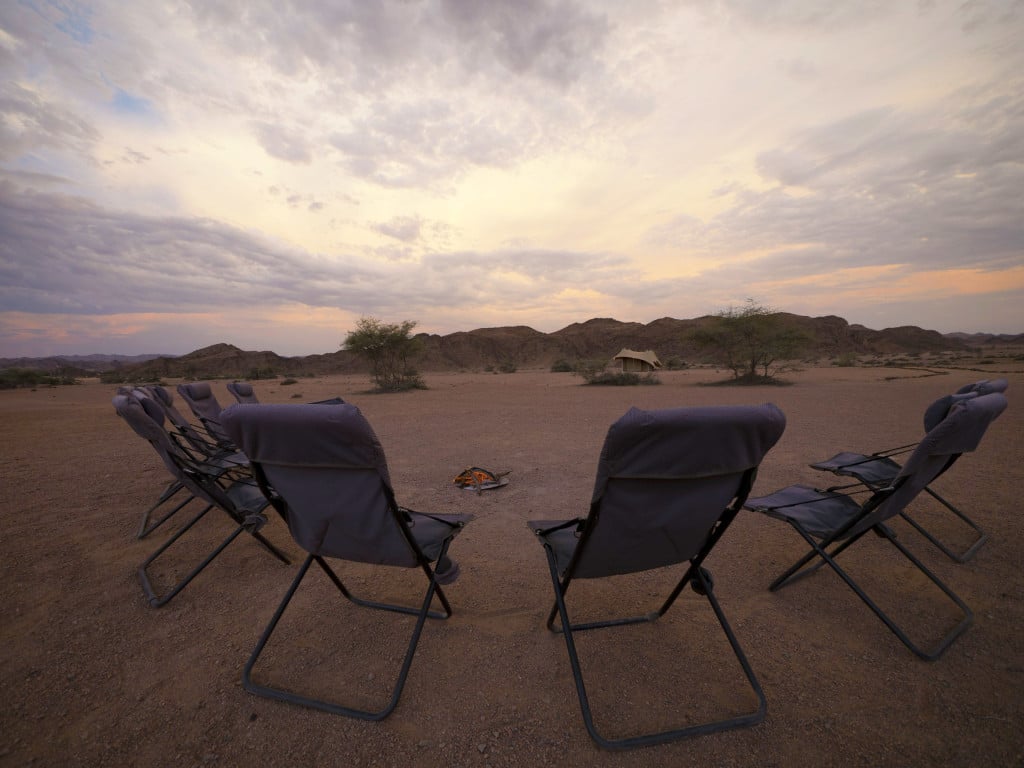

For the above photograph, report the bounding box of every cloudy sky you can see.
[1,0,1022,357]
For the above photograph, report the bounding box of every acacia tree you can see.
[343,317,424,392]
[692,300,808,383]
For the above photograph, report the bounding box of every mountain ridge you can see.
[5,313,1020,381]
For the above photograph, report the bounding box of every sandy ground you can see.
[2,365,1023,767]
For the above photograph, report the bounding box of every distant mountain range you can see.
[0,353,171,374]
[3,314,1021,380]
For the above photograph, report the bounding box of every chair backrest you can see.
[113,391,178,470]
[177,382,231,445]
[567,404,786,579]
[136,384,212,454]
[924,379,1009,431]
[922,391,978,432]
[955,378,1008,396]
[861,392,1008,532]
[177,381,224,420]
[221,403,421,567]
[227,381,259,404]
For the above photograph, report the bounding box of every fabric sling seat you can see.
[527,403,786,749]
[221,402,473,720]
[112,393,290,607]
[226,381,260,404]
[745,391,1007,660]
[810,378,1008,562]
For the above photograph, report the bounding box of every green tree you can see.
[343,317,425,392]
[692,299,808,383]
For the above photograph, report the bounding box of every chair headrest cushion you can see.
[221,403,390,478]
[593,403,786,499]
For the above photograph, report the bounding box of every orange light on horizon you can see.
[758,264,1024,302]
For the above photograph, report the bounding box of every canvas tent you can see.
[614,349,662,372]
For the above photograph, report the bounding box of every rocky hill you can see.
[58,313,1010,382]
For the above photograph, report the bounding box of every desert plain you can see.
[2,363,1022,767]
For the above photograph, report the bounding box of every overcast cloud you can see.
[0,0,1022,356]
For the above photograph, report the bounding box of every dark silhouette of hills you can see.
[0,353,170,376]
[4,314,1019,381]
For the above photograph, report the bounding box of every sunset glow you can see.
[1,1,1022,357]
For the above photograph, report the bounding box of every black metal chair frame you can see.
[534,468,765,750]
[756,481,972,661]
[243,462,462,720]
[812,446,987,563]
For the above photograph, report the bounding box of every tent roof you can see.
[613,348,662,368]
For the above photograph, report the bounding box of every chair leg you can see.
[243,548,453,719]
[543,547,765,750]
[137,481,193,539]
[311,555,453,620]
[769,527,870,592]
[775,522,973,660]
[138,507,290,608]
[899,486,988,563]
[138,504,236,607]
[250,530,292,565]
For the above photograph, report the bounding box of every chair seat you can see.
[745,484,864,539]
[407,511,474,562]
[528,518,583,576]
[224,480,273,517]
[809,452,900,486]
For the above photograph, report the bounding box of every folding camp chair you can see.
[810,379,1008,562]
[142,385,225,457]
[528,403,786,749]
[177,381,233,448]
[226,381,260,404]
[114,386,196,539]
[221,402,473,720]
[745,391,1007,660]
[116,385,249,539]
[136,385,251,509]
[113,393,290,607]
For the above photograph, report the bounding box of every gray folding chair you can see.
[226,381,260,404]
[118,385,248,539]
[528,403,786,749]
[132,385,251,529]
[114,386,196,539]
[142,385,221,456]
[221,402,473,720]
[746,391,1007,660]
[113,393,290,607]
[177,381,233,448]
[810,379,1008,562]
